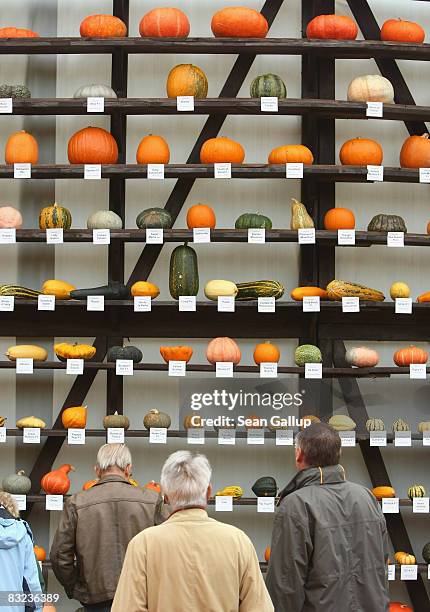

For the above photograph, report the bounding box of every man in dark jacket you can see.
[266,422,389,612]
[50,443,166,612]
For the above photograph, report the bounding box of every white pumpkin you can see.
[204,280,238,300]
[87,210,123,229]
[73,84,117,99]
[347,75,394,103]
[345,346,380,368]
[0,206,23,228]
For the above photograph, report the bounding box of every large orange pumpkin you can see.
[253,341,280,365]
[324,207,355,230]
[306,14,358,40]
[0,27,39,38]
[136,135,170,164]
[33,545,46,562]
[206,337,241,365]
[268,145,314,165]
[41,464,74,495]
[186,204,216,229]
[61,406,87,429]
[381,19,425,43]
[400,134,430,168]
[339,138,383,166]
[393,346,428,367]
[139,8,190,38]
[200,137,245,164]
[68,127,118,164]
[211,7,268,38]
[166,64,208,99]
[5,130,38,164]
[80,14,127,38]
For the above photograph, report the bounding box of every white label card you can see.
[303,296,320,312]
[147,164,164,180]
[168,360,186,377]
[214,163,231,179]
[215,496,233,512]
[93,229,110,244]
[46,495,64,511]
[177,95,194,111]
[16,358,33,374]
[366,101,383,117]
[84,164,101,180]
[367,165,384,182]
[14,163,31,179]
[410,363,426,379]
[387,232,404,247]
[257,497,275,513]
[382,497,399,513]
[149,427,167,444]
[87,96,105,112]
[11,495,26,511]
[260,362,278,378]
[218,296,235,312]
[218,429,236,445]
[395,431,412,447]
[369,431,387,447]
[423,431,430,446]
[179,296,196,312]
[387,565,396,581]
[68,428,86,445]
[146,228,163,244]
[0,98,12,113]
[419,168,430,183]
[401,565,418,581]
[395,298,412,314]
[258,297,275,313]
[286,163,304,179]
[187,428,205,445]
[428,564,430,580]
[46,228,64,244]
[37,295,55,311]
[260,97,278,112]
[342,297,360,313]
[305,363,323,379]
[0,228,16,243]
[298,228,315,244]
[116,359,134,376]
[276,429,294,446]
[0,296,14,311]
[337,229,356,245]
[413,497,429,513]
[87,296,104,311]
[340,431,356,447]
[248,228,265,244]
[107,428,125,444]
[193,227,211,243]
[66,359,84,375]
[23,428,40,444]
[216,362,233,378]
[134,296,151,312]
[0,427,6,443]
[247,429,265,445]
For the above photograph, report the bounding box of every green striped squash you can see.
[0,285,41,298]
[250,74,287,99]
[169,243,199,299]
[407,485,425,499]
[235,213,272,230]
[235,280,284,301]
[39,203,72,229]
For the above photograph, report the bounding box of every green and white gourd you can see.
[87,210,123,229]
[73,84,117,99]
[294,344,322,367]
[408,485,425,499]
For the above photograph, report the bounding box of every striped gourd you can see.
[39,202,72,229]
[326,280,385,302]
[0,284,41,298]
[250,73,287,99]
[235,280,284,301]
[408,484,425,499]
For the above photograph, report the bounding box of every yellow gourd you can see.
[42,279,76,300]
[394,551,416,565]
[390,282,410,300]
[16,416,46,429]
[290,198,314,230]
[54,342,96,361]
[5,345,48,361]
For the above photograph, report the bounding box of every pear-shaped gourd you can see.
[290,198,314,230]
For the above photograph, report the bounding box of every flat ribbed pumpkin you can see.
[306,14,358,39]
[68,127,118,164]
[339,138,383,166]
[166,64,208,98]
[381,19,425,43]
[200,137,245,163]
[39,203,72,229]
[5,130,38,164]
[139,8,190,38]
[136,135,170,164]
[268,145,313,165]
[80,14,127,38]
[0,27,39,38]
[393,346,428,366]
[211,7,268,38]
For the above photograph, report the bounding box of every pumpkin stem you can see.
[17,469,26,476]
[422,134,430,140]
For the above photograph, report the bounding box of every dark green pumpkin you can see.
[235,213,272,230]
[250,74,287,99]
[169,243,199,299]
[367,214,407,233]
[2,470,32,494]
[252,476,278,497]
[423,542,430,564]
[136,207,172,229]
[0,84,31,99]
[107,345,143,363]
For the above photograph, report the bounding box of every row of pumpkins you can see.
[0,10,426,43]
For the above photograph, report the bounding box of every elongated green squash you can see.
[69,281,130,300]
[169,243,199,299]
[235,280,284,301]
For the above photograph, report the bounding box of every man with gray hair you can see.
[112,450,273,612]
[51,443,165,612]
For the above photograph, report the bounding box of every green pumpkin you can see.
[107,345,143,363]
[250,74,287,99]
[103,411,130,430]
[408,485,426,499]
[235,213,272,230]
[136,207,172,229]
[367,214,407,233]
[0,84,31,99]
[295,344,322,367]
[143,409,171,430]
[251,476,278,497]
[169,243,199,299]
[422,542,430,564]
[2,470,31,494]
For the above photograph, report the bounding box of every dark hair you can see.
[295,422,341,467]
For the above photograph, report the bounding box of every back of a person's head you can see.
[296,422,341,467]
[161,450,212,511]
[0,492,19,518]
[96,443,132,473]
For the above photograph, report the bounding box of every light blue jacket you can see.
[0,515,42,611]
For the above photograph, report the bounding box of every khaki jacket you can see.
[50,475,165,605]
[112,508,274,612]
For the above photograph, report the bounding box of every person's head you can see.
[295,422,341,470]
[95,443,132,480]
[160,450,212,511]
[0,491,19,518]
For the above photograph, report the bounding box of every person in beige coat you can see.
[112,450,273,612]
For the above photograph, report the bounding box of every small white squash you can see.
[347,75,394,103]
[345,346,380,368]
[87,210,123,230]
[204,280,238,301]
[73,84,117,99]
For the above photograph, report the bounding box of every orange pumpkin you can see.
[393,346,428,367]
[200,137,245,164]
[372,486,396,500]
[253,341,280,365]
[211,7,268,38]
[136,135,170,165]
[207,337,241,365]
[186,204,216,229]
[0,206,23,229]
[264,546,271,562]
[68,127,118,164]
[41,464,74,495]
[417,291,430,303]
[323,208,355,230]
[268,145,314,165]
[61,406,87,430]
[400,133,430,168]
[381,19,425,43]
[139,8,190,38]
[0,27,39,38]
[306,14,358,40]
[389,603,413,612]
[339,138,383,166]
[80,14,127,38]
[144,480,162,493]
[427,221,430,235]
[5,130,38,164]
[130,281,160,299]
[291,287,328,301]
[33,545,46,562]
[82,479,98,491]
[166,64,208,99]
[160,345,193,363]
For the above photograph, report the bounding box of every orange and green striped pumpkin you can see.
[39,203,72,230]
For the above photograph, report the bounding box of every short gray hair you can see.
[96,443,132,471]
[161,451,212,510]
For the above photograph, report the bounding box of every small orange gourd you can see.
[323,208,355,230]
[33,545,46,562]
[80,14,127,38]
[253,342,280,365]
[41,464,75,495]
[186,204,216,229]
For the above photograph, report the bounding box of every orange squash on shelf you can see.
[253,341,280,365]
[136,134,170,165]
[200,137,245,164]
[417,291,430,303]
[5,130,38,164]
[291,287,328,301]
[394,552,416,565]
[61,406,87,430]
[33,545,46,562]
[381,19,425,43]
[130,281,160,299]
[82,479,98,491]
[139,8,190,38]
[41,464,74,495]
[323,207,355,230]
[306,14,358,40]
[80,14,127,38]
[0,27,39,38]
[264,546,271,562]
[186,204,216,229]
[371,486,396,500]
[211,7,268,38]
[339,137,383,166]
[393,345,428,366]
[400,133,430,168]
[144,480,162,493]
[68,127,118,164]
[389,603,413,612]
[160,345,193,363]
[166,64,208,98]
[268,145,313,165]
